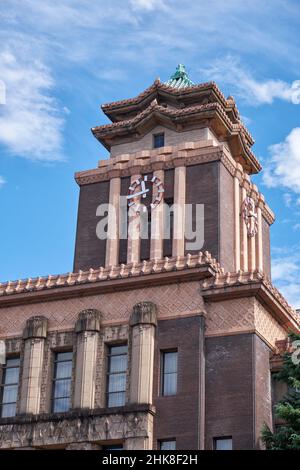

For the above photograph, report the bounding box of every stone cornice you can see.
[100,80,254,144]
[92,101,258,172]
[202,270,300,332]
[75,140,273,224]
[0,252,220,307]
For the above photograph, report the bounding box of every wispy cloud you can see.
[263,127,300,194]
[130,0,167,10]
[283,193,293,207]
[200,56,300,105]
[0,51,65,161]
[1,1,300,161]
[272,248,300,309]
[0,176,6,188]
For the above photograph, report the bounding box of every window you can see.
[102,444,123,450]
[213,437,233,450]
[0,357,20,418]
[52,351,72,413]
[153,133,165,149]
[107,345,128,407]
[161,350,177,396]
[159,440,176,450]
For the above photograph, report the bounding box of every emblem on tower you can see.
[242,196,258,237]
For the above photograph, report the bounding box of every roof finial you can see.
[165,64,195,89]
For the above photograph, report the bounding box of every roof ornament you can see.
[165,64,195,89]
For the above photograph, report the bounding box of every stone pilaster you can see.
[256,196,264,272]
[127,173,141,264]
[20,316,48,415]
[150,169,164,260]
[240,185,249,271]
[248,187,257,271]
[173,165,186,257]
[74,309,102,409]
[234,166,242,272]
[105,176,121,267]
[129,302,157,405]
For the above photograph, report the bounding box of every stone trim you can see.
[75,309,102,333]
[22,316,48,339]
[0,406,155,449]
[75,141,273,224]
[0,251,221,301]
[130,302,158,327]
[202,270,300,330]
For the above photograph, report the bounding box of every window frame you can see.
[0,356,20,418]
[161,349,178,397]
[106,344,128,408]
[159,439,176,450]
[153,133,165,149]
[51,351,73,414]
[213,436,233,450]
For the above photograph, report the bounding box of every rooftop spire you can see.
[165,64,195,88]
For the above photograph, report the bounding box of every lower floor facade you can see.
[0,261,298,450]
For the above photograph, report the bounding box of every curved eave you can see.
[102,80,231,120]
[92,102,261,174]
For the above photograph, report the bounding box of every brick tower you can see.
[0,65,299,450]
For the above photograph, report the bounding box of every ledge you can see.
[0,252,219,307]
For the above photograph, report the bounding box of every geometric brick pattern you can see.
[0,280,287,348]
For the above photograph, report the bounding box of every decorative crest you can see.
[165,64,195,88]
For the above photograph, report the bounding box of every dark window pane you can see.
[109,355,127,373]
[164,352,177,374]
[103,444,123,450]
[1,356,20,418]
[214,438,232,450]
[107,345,127,407]
[162,351,177,396]
[153,133,165,149]
[160,440,176,450]
[2,385,18,404]
[54,379,71,398]
[108,392,125,408]
[1,403,16,418]
[4,367,20,385]
[56,352,73,362]
[52,352,72,413]
[6,358,20,368]
[53,398,70,413]
[163,373,177,396]
[55,361,72,379]
[110,345,128,356]
[108,373,126,393]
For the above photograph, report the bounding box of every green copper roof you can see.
[165,64,195,88]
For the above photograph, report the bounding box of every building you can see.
[0,65,299,450]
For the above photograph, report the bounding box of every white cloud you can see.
[0,176,6,187]
[293,224,300,231]
[201,56,300,105]
[130,0,167,10]
[283,193,292,207]
[0,51,65,161]
[263,128,300,193]
[272,251,300,309]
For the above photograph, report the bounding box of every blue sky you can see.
[0,0,300,308]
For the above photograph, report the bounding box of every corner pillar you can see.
[74,309,102,409]
[20,316,48,415]
[129,302,157,405]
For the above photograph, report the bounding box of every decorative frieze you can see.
[0,408,154,449]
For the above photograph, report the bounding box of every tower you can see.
[0,66,299,450]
